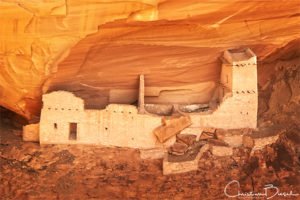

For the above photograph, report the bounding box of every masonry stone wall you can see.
[39,91,174,149]
[190,91,257,129]
[232,60,257,92]
[82,105,166,149]
[40,91,85,144]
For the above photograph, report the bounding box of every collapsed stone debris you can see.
[153,115,192,143]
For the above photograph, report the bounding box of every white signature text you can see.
[224,180,299,199]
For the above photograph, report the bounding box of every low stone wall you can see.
[23,123,39,142]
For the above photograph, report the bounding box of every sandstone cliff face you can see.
[0,0,299,120]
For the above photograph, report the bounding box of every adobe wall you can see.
[190,91,257,129]
[82,104,170,149]
[39,91,174,149]
[39,91,85,144]
[232,60,257,93]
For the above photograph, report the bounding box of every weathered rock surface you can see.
[163,144,209,175]
[215,129,243,147]
[179,127,203,141]
[1,1,300,120]
[211,146,233,157]
[176,134,196,146]
[199,131,215,140]
[168,142,189,156]
[268,80,292,113]
[252,135,280,151]
[242,135,255,149]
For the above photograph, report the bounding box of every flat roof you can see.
[223,48,256,63]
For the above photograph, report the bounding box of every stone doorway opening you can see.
[69,123,77,140]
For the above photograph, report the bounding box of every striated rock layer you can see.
[0,0,299,120]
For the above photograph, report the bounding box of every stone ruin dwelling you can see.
[23,48,258,173]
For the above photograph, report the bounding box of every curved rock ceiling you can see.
[0,0,299,120]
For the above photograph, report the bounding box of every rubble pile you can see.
[162,126,294,175]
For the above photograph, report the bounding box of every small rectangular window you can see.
[54,123,57,129]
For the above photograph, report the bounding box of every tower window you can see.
[54,123,57,129]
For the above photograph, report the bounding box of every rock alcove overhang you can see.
[0,0,299,120]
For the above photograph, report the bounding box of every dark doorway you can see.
[69,123,77,140]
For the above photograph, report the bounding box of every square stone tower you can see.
[220,48,258,128]
[221,48,257,93]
